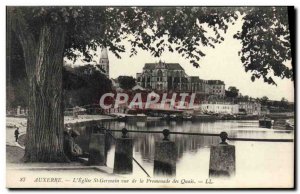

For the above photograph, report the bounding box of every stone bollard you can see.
[209,132,236,177]
[88,133,106,166]
[154,129,177,177]
[113,128,133,174]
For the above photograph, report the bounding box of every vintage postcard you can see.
[6,6,295,189]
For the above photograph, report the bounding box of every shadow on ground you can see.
[6,146,24,163]
[18,134,26,147]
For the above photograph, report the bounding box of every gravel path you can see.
[6,115,115,163]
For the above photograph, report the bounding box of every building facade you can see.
[206,80,226,97]
[97,47,109,78]
[136,60,187,91]
[238,101,261,115]
[136,61,225,96]
[200,103,239,114]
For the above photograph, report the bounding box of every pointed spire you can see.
[100,47,108,59]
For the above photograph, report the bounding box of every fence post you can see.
[88,132,106,166]
[154,129,177,177]
[113,128,133,174]
[209,131,236,177]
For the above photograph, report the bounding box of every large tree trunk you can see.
[9,8,69,162]
[23,24,68,162]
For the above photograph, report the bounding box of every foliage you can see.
[260,96,269,105]
[280,97,289,108]
[225,86,239,98]
[8,7,239,67]
[264,97,293,112]
[6,81,29,108]
[6,31,28,108]
[8,6,293,85]
[63,65,112,107]
[234,7,293,85]
[7,6,294,162]
[117,76,136,90]
[240,95,249,102]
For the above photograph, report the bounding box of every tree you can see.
[225,86,239,98]
[242,95,249,102]
[8,6,238,162]
[7,6,293,162]
[63,65,112,108]
[280,97,288,109]
[234,7,293,85]
[6,31,28,109]
[118,76,136,90]
[260,96,269,106]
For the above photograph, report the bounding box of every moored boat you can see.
[259,117,272,128]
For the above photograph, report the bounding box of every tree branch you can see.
[8,7,37,78]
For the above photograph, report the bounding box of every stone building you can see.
[136,60,188,91]
[206,80,226,97]
[200,102,239,114]
[97,47,109,78]
[238,101,261,115]
[136,60,225,96]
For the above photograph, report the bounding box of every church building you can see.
[136,60,225,97]
[136,60,188,91]
[98,47,109,78]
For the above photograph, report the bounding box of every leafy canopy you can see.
[63,65,112,107]
[225,86,239,98]
[9,6,293,85]
[117,76,136,90]
[234,7,293,85]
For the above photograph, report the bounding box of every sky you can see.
[67,15,294,102]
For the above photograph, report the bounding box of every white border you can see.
[0,1,299,193]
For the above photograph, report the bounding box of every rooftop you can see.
[143,62,184,70]
[207,80,225,85]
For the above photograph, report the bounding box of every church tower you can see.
[99,47,109,78]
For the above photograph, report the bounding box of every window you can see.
[157,70,163,82]
[157,69,163,77]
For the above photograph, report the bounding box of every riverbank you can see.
[6,117,294,188]
[7,113,294,148]
[6,114,119,186]
[6,115,116,149]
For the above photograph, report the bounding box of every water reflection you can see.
[73,120,293,169]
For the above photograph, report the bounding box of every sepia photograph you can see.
[5,5,295,189]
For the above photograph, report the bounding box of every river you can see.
[74,119,294,187]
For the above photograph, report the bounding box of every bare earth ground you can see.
[6,115,114,161]
[6,115,117,186]
[6,114,113,148]
[6,146,24,163]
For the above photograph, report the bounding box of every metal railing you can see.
[97,127,293,177]
[105,128,294,143]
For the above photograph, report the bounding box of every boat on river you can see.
[273,119,294,130]
[259,117,272,128]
